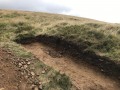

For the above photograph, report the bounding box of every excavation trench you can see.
[16,35,120,90]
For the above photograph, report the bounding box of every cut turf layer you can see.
[14,34,120,89]
[15,34,120,81]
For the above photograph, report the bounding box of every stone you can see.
[27,62,31,65]
[23,65,28,69]
[25,75,28,79]
[18,63,22,67]
[31,72,35,76]
[38,81,42,85]
[31,85,35,89]
[25,59,29,62]
[101,69,104,72]
[38,85,42,90]
[21,62,24,64]
[41,70,45,74]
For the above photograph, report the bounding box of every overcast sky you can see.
[0,0,120,23]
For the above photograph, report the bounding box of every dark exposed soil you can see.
[17,35,120,80]
[18,35,120,90]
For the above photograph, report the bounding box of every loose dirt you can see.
[0,48,27,90]
[0,48,41,90]
[23,42,120,90]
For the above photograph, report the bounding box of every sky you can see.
[0,0,120,23]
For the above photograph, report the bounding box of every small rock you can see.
[38,81,42,85]
[27,62,31,65]
[21,62,24,64]
[25,59,29,62]
[101,69,104,72]
[31,72,35,76]
[25,75,28,79]
[21,66,24,69]
[41,70,45,74]
[28,73,31,76]
[38,85,42,90]
[18,63,22,67]
[31,85,35,89]
[24,65,28,69]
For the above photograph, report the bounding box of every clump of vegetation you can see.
[15,31,36,43]
[0,22,8,30]
[12,22,33,33]
[1,12,20,18]
[52,72,72,90]
[117,30,120,34]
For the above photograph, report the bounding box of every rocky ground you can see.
[0,47,42,90]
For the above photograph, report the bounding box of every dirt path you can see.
[23,42,120,90]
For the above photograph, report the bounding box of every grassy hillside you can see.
[0,9,120,89]
[0,10,119,62]
[0,10,76,90]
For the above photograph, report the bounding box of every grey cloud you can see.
[0,0,71,13]
[43,3,71,13]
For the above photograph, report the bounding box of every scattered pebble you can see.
[31,72,35,76]
[23,65,28,69]
[41,70,45,74]
[39,81,42,85]
[18,63,22,67]
[38,85,42,90]
[101,69,104,72]
[27,62,31,65]
[25,59,29,62]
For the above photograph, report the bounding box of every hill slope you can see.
[0,10,120,90]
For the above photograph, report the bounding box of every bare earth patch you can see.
[23,42,120,90]
[0,48,37,90]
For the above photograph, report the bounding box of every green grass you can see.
[33,60,72,90]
